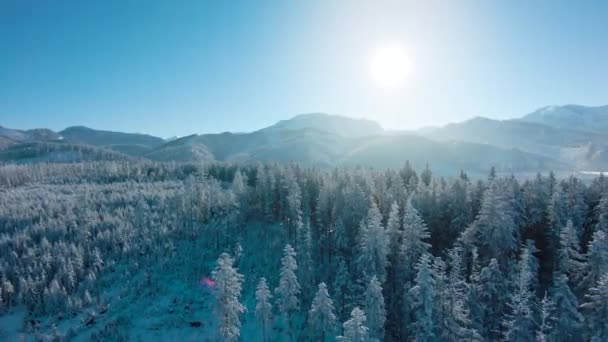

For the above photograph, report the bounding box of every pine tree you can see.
[276,244,300,341]
[581,273,608,341]
[582,230,608,291]
[296,219,313,303]
[333,257,353,322]
[284,171,302,242]
[386,201,402,263]
[523,240,541,294]
[548,184,569,236]
[460,182,517,265]
[504,246,537,342]
[436,248,481,341]
[2,280,14,309]
[255,277,273,342]
[549,273,583,340]
[477,258,509,340]
[468,247,484,336]
[212,253,246,342]
[337,307,369,342]
[401,200,431,284]
[357,202,388,283]
[364,276,386,341]
[385,201,403,339]
[431,256,448,340]
[558,220,585,285]
[232,170,247,196]
[421,163,433,187]
[309,282,337,341]
[408,253,435,342]
[536,292,555,342]
[90,247,104,273]
[596,195,608,233]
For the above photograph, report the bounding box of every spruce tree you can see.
[255,277,273,342]
[408,253,435,342]
[595,195,608,233]
[401,200,431,284]
[478,258,509,340]
[309,282,337,341]
[549,273,584,340]
[337,307,369,342]
[357,202,388,283]
[439,248,481,341]
[460,182,517,265]
[582,230,608,291]
[581,273,608,341]
[212,253,245,342]
[536,292,555,342]
[276,244,300,341]
[558,220,585,285]
[504,246,537,342]
[385,201,403,339]
[333,257,353,322]
[364,276,386,341]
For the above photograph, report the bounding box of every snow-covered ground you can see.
[0,222,290,341]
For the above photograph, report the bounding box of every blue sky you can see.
[1,0,607,137]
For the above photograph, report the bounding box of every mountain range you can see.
[1,104,607,176]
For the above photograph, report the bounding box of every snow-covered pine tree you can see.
[421,163,433,187]
[309,282,337,341]
[459,181,518,265]
[231,169,247,196]
[547,183,569,272]
[337,307,369,342]
[439,248,481,341]
[2,279,14,309]
[408,253,435,342]
[255,277,273,342]
[431,256,448,339]
[471,258,507,340]
[523,240,540,294]
[581,230,608,292]
[284,170,303,242]
[296,219,313,304]
[212,253,246,342]
[333,257,353,322]
[581,273,608,341]
[385,201,403,339]
[504,245,538,342]
[548,273,584,340]
[536,292,555,342]
[401,199,431,284]
[357,202,388,283]
[364,276,386,341]
[558,220,586,286]
[276,244,300,341]
[595,195,608,233]
[468,247,484,336]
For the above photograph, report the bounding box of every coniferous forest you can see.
[0,160,607,341]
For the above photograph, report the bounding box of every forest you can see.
[0,160,607,341]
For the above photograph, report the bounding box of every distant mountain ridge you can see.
[59,126,165,156]
[1,106,606,175]
[520,104,608,133]
[261,113,384,138]
[422,105,608,171]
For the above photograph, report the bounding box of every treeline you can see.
[1,161,608,341]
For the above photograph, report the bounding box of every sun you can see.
[370,43,411,89]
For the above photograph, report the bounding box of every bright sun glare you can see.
[370,43,411,89]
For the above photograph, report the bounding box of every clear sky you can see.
[1,0,607,137]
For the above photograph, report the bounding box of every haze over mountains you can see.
[1,104,607,176]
